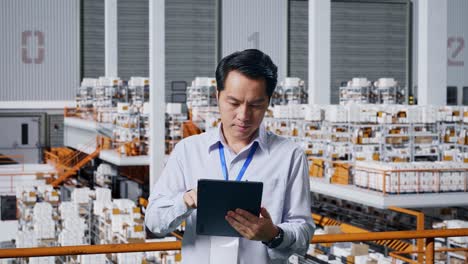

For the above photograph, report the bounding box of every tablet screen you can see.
[196,179,263,237]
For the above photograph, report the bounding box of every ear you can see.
[216,90,220,101]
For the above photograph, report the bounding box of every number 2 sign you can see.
[448,36,465,67]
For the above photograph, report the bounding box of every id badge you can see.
[209,236,239,264]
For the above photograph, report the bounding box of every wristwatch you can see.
[262,227,284,248]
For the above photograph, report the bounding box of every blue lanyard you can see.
[218,141,258,181]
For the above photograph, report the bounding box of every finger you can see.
[235,208,258,222]
[183,193,192,207]
[228,210,255,226]
[189,192,198,207]
[225,215,253,238]
[260,207,271,219]
[226,212,253,232]
[187,195,196,208]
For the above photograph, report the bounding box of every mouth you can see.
[235,124,251,131]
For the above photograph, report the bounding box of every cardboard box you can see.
[351,243,369,256]
[309,159,325,178]
[331,163,351,184]
[324,225,342,234]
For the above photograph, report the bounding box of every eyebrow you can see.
[226,96,241,102]
[226,96,267,104]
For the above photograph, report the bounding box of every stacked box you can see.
[16,186,38,203]
[186,77,217,107]
[348,104,379,123]
[355,161,468,193]
[125,223,145,240]
[438,106,461,122]
[58,228,85,246]
[445,220,468,244]
[116,252,144,264]
[330,163,351,185]
[309,158,325,178]
[111,213,133,234]
[305,106,324,121]
[71,187,91,204]
[128,77,149,112]
[16,230,38,248]
[420,169,438,193]
[93,200,113,219]
[96,187,112,203]
[325,105,348,123]
[33,202,53,219]
[29,257,55,264]
[59,202,79,219]
[95,164,117,187]
[80,254,107,264]
[33,217,55,239]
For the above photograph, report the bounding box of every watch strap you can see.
[262,227,284,249]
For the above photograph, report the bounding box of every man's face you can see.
[218,70,269,143]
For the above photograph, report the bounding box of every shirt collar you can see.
[207,123,269,155]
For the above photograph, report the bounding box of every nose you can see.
[237,104,250,122]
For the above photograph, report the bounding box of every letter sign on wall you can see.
[21,30,45,64]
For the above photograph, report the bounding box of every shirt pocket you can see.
[261,176,286,224]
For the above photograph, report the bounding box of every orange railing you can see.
[312,213,412,252]
[45,137,100,187]
[389,206,426,263]
[0,229,467,263]
[58,137,97,168]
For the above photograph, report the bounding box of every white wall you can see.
[413,0,468,104]
[0,0,79,102]
[222,0,288,80]
[447,0,468,97]
[0,220,18,242]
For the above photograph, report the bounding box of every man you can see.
[145,49,315,263]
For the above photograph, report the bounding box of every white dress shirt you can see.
[145,124,315,264]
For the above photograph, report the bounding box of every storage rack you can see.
[439,122,462,161]
[412,123,440,161]
[339,77,405,105]
[281,77,308,105]
[381,123,411,163]
[113,103,142,156]
[186,77,217,108]
[76,78,97,120]
[339,78,376,105]
[374,78,405,104]
[350,123,381,162]
[128,77,149,112]
[139,108,150,156]
[165,105,187,155]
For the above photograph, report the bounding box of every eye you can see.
[249,103,263,108]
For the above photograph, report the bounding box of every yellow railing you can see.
[0,228,467,263]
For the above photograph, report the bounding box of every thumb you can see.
[260,207,271,219]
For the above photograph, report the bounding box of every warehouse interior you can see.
[0,0,467,263]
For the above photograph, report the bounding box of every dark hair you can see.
[215,49,278,98]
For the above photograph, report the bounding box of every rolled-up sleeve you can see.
[145,142,194,236]
[267,149,315,260]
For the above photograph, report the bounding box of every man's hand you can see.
[225,207,279,242]
[183,189,197,209]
